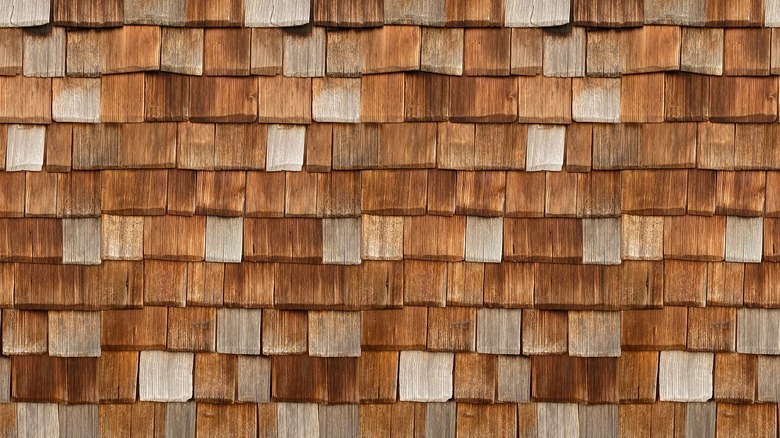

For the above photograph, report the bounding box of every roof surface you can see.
[0,0,779,436]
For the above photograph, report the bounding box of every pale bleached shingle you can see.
[385,0,446,25]
[621,215,663,260]
[266,124,306,171]
[58,405,98,438]
[322,218,361,265]
[0,0,49,26]
[476,308,522,354]
[767,0,780,26]
[277,403,320,437]
[216,308,262,355]
[465,217,503,263]
[283,27,326,77]
[685,403,717,438]
[205,216,243,263]
[161,28,204,76]
[399,351,453,402]
[644,0,706,25]
[165,403,197,438]
[658,351,713,402]
[525,124,565,172]
[17,403,59,438]
[582,217,622,265]
[5,124,45,171]
[312,77,361,123]
[543,27,585,77]
[505,0,570,27]
[421,27,463,75]
[569,311,621,357]
[139,351,194,402]
[319,405,359,438]
[361,215,404,260]
[52,78,101,123]
[737,308,780,354]
[237,356,271,402]
[63,218,101,265]
[245,0,310,26]
[309,311,361,357]
[758,356,780,401]
[124,0,186,25]
[573,77,621,123]
[725,216,763,263]
[579,405,618,438]
[537,403,579,437]
[49,311,101,357]
[23,27,64,77]
[681,28,723,76]
[496,356,530,402]
[0,357,9,402]
[425,403,457,437]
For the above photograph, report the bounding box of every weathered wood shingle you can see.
[138,351,194,402]
[658,351,714,402]
[399,351,454,402]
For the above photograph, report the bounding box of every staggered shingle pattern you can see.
[1,0,780,435]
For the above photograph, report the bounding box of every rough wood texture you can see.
[23,28,65,77]
[216,308,262,354]
[161,28,203,75]
[49,311,101,357]
[62,218,102,265]
[543,28,585,77]
[52,78,100,123]
[658,351,714,402]
[537,403,580,437]
[277,403,319,437]
[505,0,570,26]
[622,215,664,260]
[399,351,453,402]
[5,124,45,171]
[465,217,503,263]
[312,78,361,123]
[525,125,566,172]
[0,0,50,26]
[245,0,309,26]
[309,311,361,357]
[205,216,243,263]
[725,216,763,263]
[476,308,521,354]
[572,78,621,123]
[569,311,621,357]
[17,403,58,438]
[322,218,362,265]
[138,351,194,402]
[582,218,622,265]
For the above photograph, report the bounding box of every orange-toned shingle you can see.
[243,218,322,263]
[710,76,778,123]
[144,215,206,261]
[404,215,466,261]
[362,26,421,73]
[449,76,518,123]
[572,0,643,27]
[723,28,771,75]
[664,215,726,261]
[313,0,384,27]
[203,28,250,76]
[189,76,258,123]
[463,28,510,76]
[144,73,190,122]
[504,218,582,263]
[445,0,504,26]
